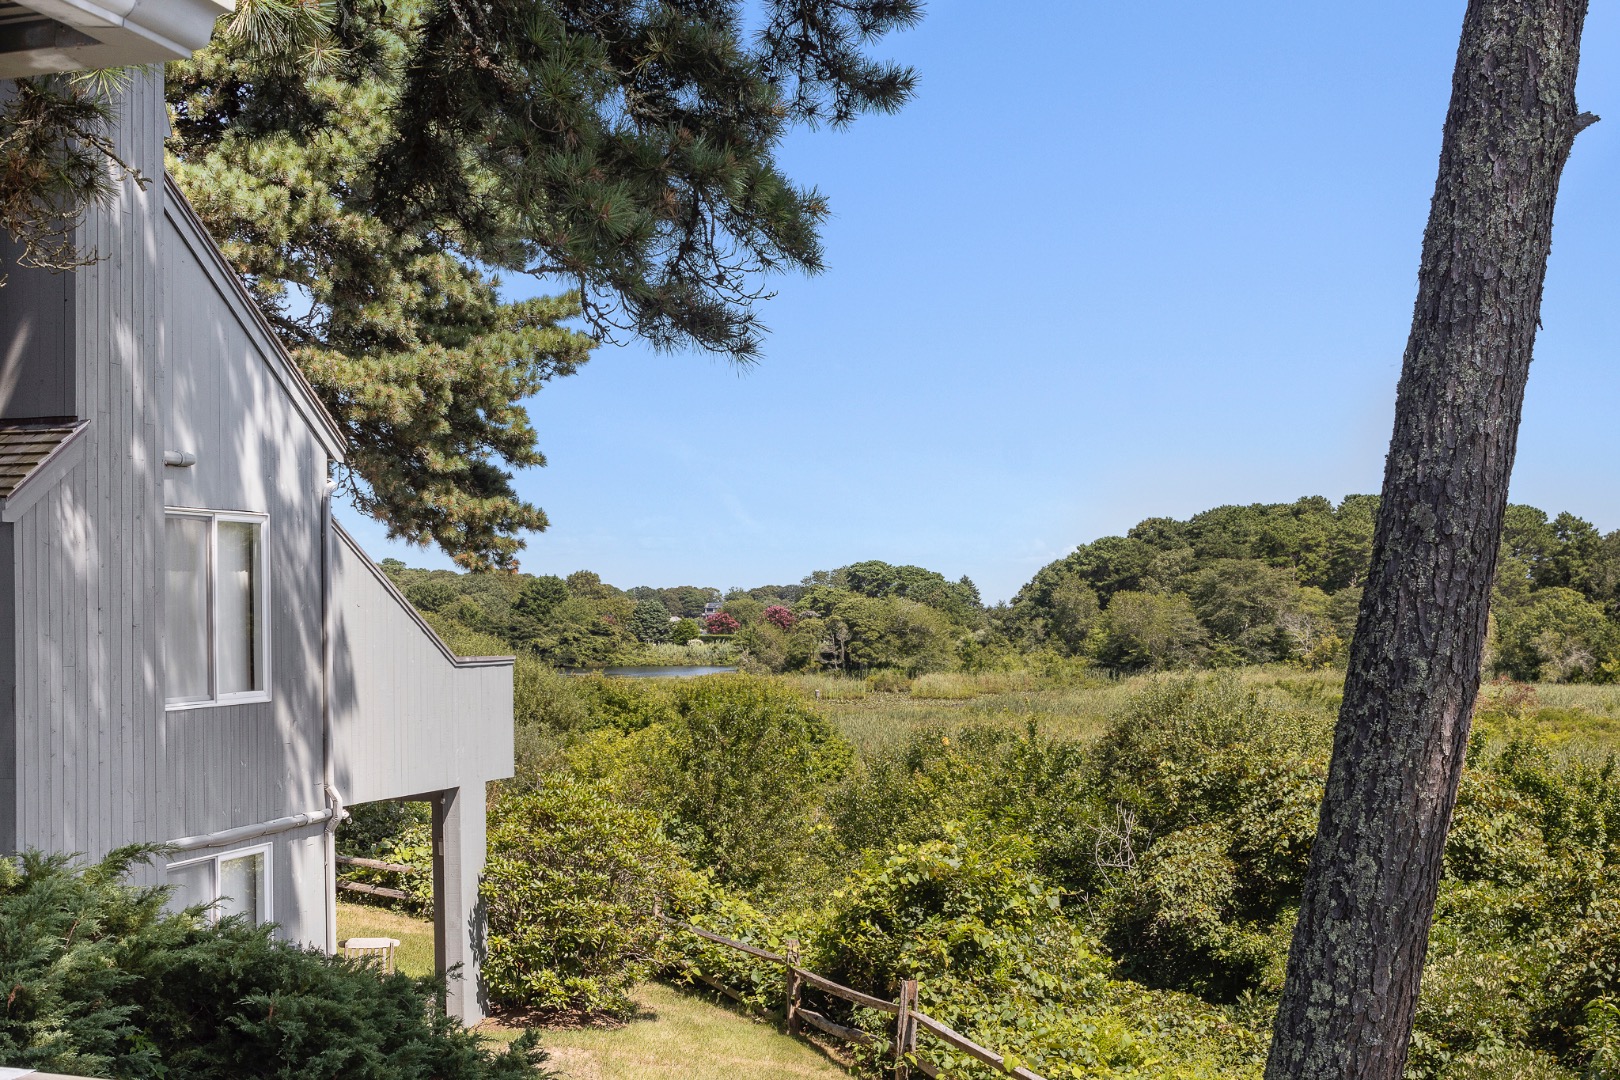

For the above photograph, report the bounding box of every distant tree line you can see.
[1006,496,1620,683]
[382,495,1620,682]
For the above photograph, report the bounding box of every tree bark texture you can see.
[1265,3,1593,1078]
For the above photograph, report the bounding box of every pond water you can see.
[591,665,738,678]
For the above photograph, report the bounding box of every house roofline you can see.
[162,176,349,461]
[331,518,516,670]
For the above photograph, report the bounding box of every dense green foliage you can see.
[1007,497,1620,681]
[0,847,547,1078]
[162,0,920,568]
[519,676,851,893]
[339,799,434,914]
[346,497,1619,1069]
[431,667,1620,1078]
[482,782,696,1018]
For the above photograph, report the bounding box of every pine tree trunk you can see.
[1265,3,1593,1077]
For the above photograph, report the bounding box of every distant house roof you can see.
[0,419,87,499]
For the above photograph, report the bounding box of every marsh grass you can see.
[787,665,1620,759]
[785,674,868,701]
[908,672,979,700]
[800,675,1139,754]
[908,671,1043,700]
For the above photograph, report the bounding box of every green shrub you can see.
[572,673,677,732]
[639,676,853,891]
[812,826,1265,1079]
[1443,768,1551,888]
[513,659,592,733]
[0,848,547,1079]
[827,723,1094,889]
[482,782,696,1018]
[865,669,913,693]
[815,824,1064,996]
[1101,822,1284,1001]
[1581,998,1620,1078]
[1538,891,1620,1061]
[1407,941,1546,1078]
[1428,1048,1569,1080]
[1082,677,1329,999]
[664,886,804,1016]
[1090,674,1328,832]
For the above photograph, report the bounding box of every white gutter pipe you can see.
[320,473,346,954]
[164,808,333,853]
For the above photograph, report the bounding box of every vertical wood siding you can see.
[0,521,14,851]
[2,73,509,952]
[2,71,328,855]
[330,527,514,806]
[0,237,75,419]
[6,72,165,857]
[158,194,328,838]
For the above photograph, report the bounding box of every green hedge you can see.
[0,848,548,1079]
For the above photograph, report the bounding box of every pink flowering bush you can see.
[705,612,741,635]
[763,605,795,630]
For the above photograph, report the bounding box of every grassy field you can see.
[781,666,1620,758]
[337,903,846,1079]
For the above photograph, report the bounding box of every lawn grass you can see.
[336,903,846,1078]
[336,900,436,978]
[485,983,848,1079]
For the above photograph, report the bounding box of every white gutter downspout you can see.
[320,472,345,954]
[165,808,333,852]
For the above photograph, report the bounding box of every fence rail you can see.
[659,916,1045,1080]
[336,855,415,874]
[335,855,413,902]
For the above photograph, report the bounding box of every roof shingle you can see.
[0,421,83,499]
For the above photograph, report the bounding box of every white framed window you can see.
[165,509,269,709]
[166,844,273,925]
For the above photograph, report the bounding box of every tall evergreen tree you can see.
[164,0,921,568]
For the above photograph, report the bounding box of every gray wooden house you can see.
[0,70,512,1023]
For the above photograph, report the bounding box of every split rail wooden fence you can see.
[663,916,1045,1080]
[335,854,413,902]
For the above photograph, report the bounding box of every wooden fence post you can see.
[784,939,802,1036]
[895,979,918,1078]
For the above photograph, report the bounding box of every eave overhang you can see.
[0,0,230,79]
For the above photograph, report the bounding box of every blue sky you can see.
[338,1,1620,604]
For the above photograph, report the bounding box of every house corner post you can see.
[432,783,489,1025]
